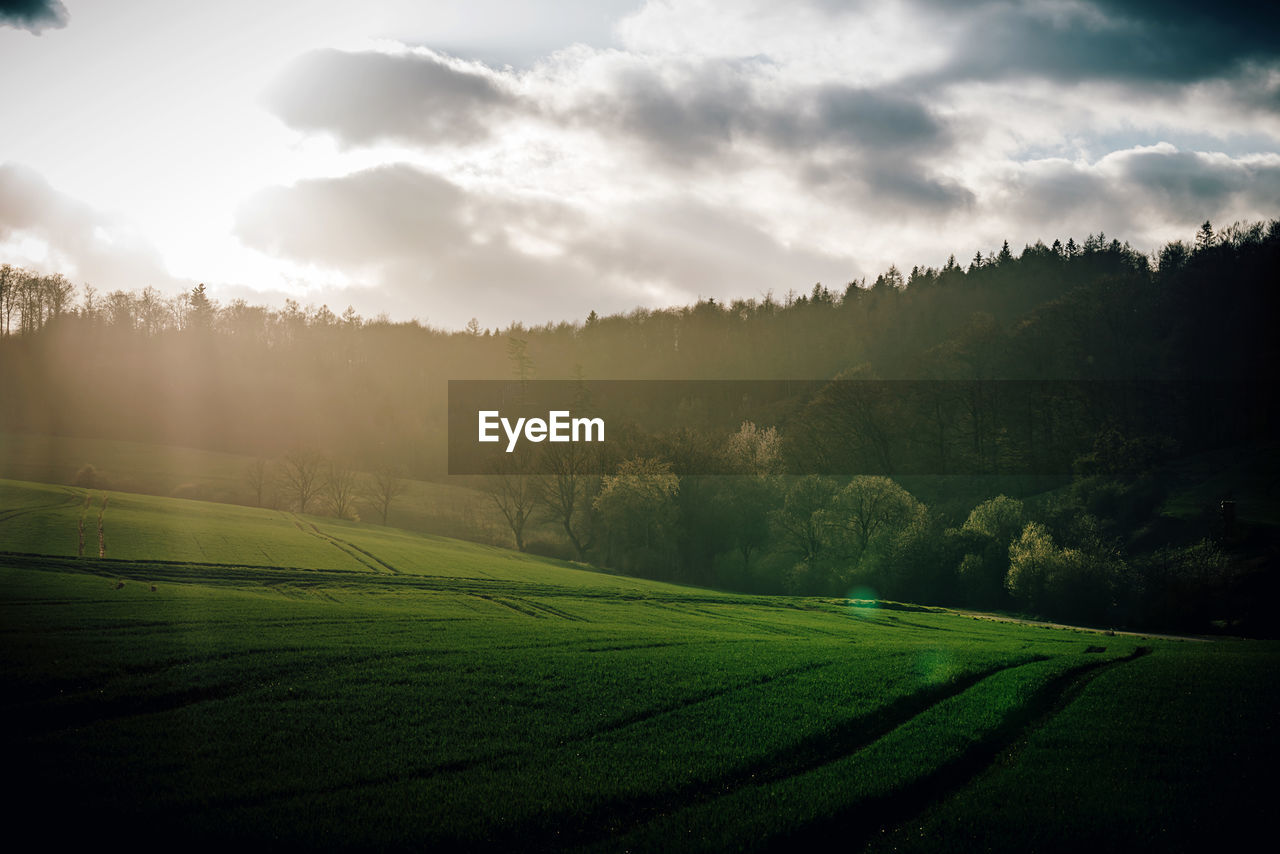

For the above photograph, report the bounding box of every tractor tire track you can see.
[469,593,588,621]
[160,656,840,819]
[287,515,398,574]
[488,656,1050,851]
[776,646,1154,853]
[0,497,74,525]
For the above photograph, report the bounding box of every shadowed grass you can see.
[0,478,1274,849]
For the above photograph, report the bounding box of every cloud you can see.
[0,0,67,33]
[576,58,761,165]
[264,48,518,147]
[592,68,970,208]
[0,163,175,291]
[802,85,949,152]
[909,0,1280,89]
[570,196,853,295]
[235,164,612,324]
[993,145,1280,244]
[235,165,470,269]
[1111,146,1280,212]
[234,164,856,327]
[573,59,955,167]
[261,46,969,211]
[234,2,1279,326]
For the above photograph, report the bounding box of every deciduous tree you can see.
[279,448,326,514]
[483,447,538,552]
[364,464,408,526]
[325,459,359,520]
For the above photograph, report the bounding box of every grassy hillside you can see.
[0,431,517,543]
[1,478,1276,849]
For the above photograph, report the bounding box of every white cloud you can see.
[0,162,178,292]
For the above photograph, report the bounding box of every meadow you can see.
[2,477,1276,850]
[0,431,513,543]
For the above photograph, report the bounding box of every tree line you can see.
[244,449,408,525]
[2,219,1277,632]
[474,414,1263,634]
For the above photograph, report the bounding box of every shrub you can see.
[1006,522,1058,607]
[1008,519,1129,625]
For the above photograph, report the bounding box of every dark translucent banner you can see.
[448,379,1275,476]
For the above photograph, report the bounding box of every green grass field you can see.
[0,431,516,543]
[2,477,1277,850]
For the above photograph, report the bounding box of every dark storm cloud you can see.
[0,0,66,33]
[905,0,1280,88]
[0,162,173,288]
[264,49,517,147]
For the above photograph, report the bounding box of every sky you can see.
[1,0,1278,330]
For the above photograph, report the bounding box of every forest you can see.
[2,220,1277,633]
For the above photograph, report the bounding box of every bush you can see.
[1006,522,1058,607]
[947,495,1026,609]
[962,494,1025,543]
[1007,520,1129,626]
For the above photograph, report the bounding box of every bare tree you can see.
[537,442,600,561]
[0,264,15,336]
[245,458,270,507]
[364,464,408,526]
[44,273,74,321]
[105,289,137,330]
[278,448,326,514]
[137,286,167,337]
[483,448,538,552]
[324,459,360,520]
